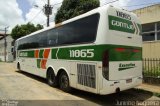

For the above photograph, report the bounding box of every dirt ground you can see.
[0,62,159,106]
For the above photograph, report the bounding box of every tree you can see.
[11,23,43,40]
[55,0,100,24]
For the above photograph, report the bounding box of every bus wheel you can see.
[59,71,71,92]
[47,69,57,87]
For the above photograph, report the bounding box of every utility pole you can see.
[0,26,9,62]
[47,0,50,27]
[44,0,53,27]
[4,27,9,62]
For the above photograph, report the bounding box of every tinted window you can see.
[18,35,40,50]
[18,13,99,50]
[157,22,160,30]
[57,13,99,45]
[142,23,155,32]
[142,33,155,41]
[39,32,47,47]
[157,32,160,40]
[47,29,58,47]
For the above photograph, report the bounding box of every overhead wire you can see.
[42,0,46,4]
[28,9,43,23]
[31,0,160,25]
[101,0,119,6]
[122,2,160,7]
[39,0,124,26]
[101,0,160,8]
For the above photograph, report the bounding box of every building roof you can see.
[0,33,5,40]
[132,3,160,11]
[132,3,160,24]
[0,33,4,36]
[0,34,9,40]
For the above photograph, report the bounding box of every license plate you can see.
[126,79,132,83]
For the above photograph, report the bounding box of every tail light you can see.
[133,49,140,52]
[102,50,109,80]
[115,48,125,52]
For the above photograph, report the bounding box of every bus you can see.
[14,5,142,95]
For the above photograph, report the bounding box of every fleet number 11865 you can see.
[69,49,94,58]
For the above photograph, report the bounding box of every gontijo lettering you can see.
[111,20,134,30]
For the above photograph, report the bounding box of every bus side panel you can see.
[18,57,43,77]
[75,62,98,94]
[109,61,142,80]
[69,62,77,88]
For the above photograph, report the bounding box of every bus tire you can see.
[47,69,57,87]
[59,71,71,92]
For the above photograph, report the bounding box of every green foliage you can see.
[154,92,160,98]
[11,23,43,40]
[55,0,100,24]
[143,67,160,78]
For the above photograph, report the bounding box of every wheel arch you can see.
[56,67,70,85]
[46,66,56,78]
[46,66,70,86]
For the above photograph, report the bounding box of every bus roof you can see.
[16,5,136,41]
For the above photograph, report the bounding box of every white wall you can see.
[0,36,14,62]
[133,4,160,24]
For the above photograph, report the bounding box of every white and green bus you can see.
[15,5,142,95]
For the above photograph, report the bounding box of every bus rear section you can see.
[99,6,142,95]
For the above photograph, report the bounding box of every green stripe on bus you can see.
[39,50,44,58]
[51,49,58,59]
[56,44,142,61]
[109,46,142,61]
[57,45,105,61]
[19,50,34,58]
[18,44,142,61]
[37,59,41,68]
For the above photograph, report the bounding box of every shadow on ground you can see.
[16,70,153,106]
[70,88,153,105]
[16,70,47,83]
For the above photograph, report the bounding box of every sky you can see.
[0,0,160,33]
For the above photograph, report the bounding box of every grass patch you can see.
[143,68,160,78]
[153,92,160,98]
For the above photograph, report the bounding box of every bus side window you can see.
[47,29,58,47]
[38,32,47,47]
